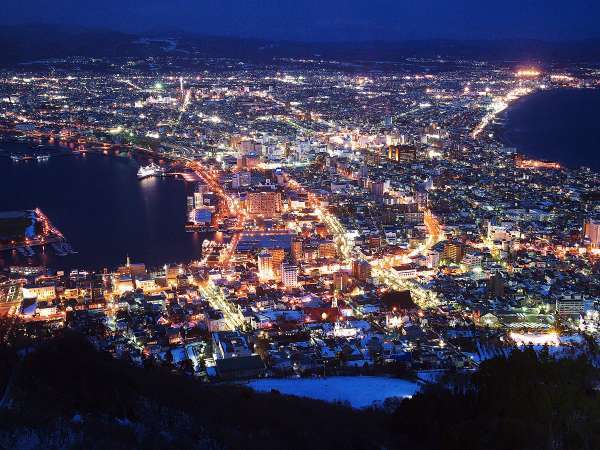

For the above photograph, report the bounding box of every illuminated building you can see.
[291,237,303,262]
[318,241,337,259]
[370,181,387,197]
[257,249,274,280]
[212,331,252,359]
[333,270,350,292]
[421,123,448,145]
[117,256,146,277]
[515,154,561,170]
[232,171,251,189]
[387,144,417,162]
[116,275,135,294]
[555,294,584,317]
[443,241,464,264]
[22,283,56,301]
[237,153,260,169]
[270,248,286,275]
[352,259,371,282]
[166,265,181,287]
[194,191,204,207]
[136,276,157,293]
[391,264,418,279]
[246,191,282,217]
[584,219,600,247]
[281,263,298,287]
[314,223,329,238]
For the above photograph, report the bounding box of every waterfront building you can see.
[22,283,56,301]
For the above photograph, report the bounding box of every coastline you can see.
[493,87,600,171]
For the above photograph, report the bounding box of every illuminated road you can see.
[197,281,245,330]
[287,174,443,309]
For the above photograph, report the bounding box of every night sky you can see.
[3,0,600,41]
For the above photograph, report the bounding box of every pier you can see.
[0,208,69,253]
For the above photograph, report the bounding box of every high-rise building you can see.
[186,195,195,212]
[584,219,600,247]
[281,263,298,287]
[370,181,387,197]
[194,191,204,208]
[333,271,350,292]
[270,248,285,275]
[232,171,252,189]
[486,274,505,299]
[291,238,303,262]
[352,259,371,282]
[443,241,464,264]
[388,144,417,162]
[257,250,274,280]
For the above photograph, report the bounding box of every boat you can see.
[137,162,166,179]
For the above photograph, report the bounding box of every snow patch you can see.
[247,376,420,408]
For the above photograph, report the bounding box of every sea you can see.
[0,141,210,272]
[499,88,600,171]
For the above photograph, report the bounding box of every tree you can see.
[164,349,174,368]
[254,337,271,366]
[179,358,195,377]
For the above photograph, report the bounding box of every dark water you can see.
[0,142,207,271]
[500,88,600,171]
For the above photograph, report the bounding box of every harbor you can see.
[0,142,210,270]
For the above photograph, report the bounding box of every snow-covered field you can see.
[247,376,420,408]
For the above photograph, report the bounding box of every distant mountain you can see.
[1,24,600,65]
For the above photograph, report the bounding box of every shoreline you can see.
[493,87,600,172]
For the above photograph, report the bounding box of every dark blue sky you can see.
[3,0,600,41]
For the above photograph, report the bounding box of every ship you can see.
[11,154,50,162]
[137,162,165,179]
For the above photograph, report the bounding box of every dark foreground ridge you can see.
[1,331,599,449]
